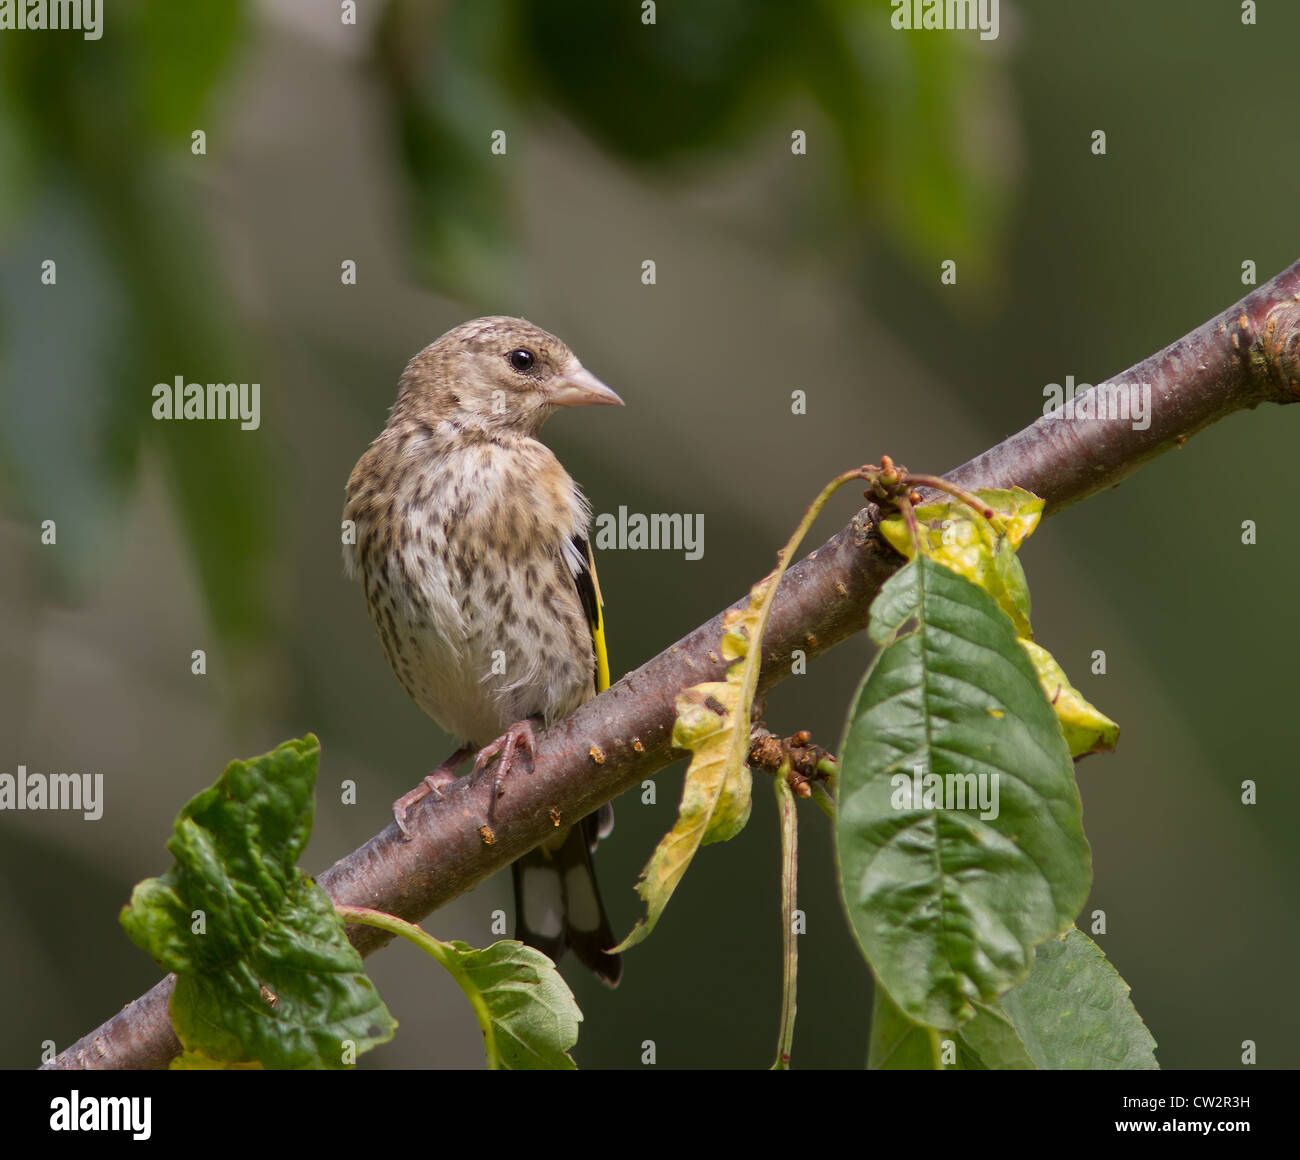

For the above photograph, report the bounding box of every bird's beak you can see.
[549,365,625,408]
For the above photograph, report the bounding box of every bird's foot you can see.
[470,717,541,819]
[393,744,474,839]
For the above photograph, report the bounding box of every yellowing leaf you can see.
[671,681,753,846]
[615,469,870,953]
[1020,639,1120,758]
[613,594,767,953]
[878,487,1043,637]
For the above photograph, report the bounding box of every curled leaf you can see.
[120,737,396,1069]
[879,486,1043,636]
[1020,640,1120,758]
[617,469,870,952]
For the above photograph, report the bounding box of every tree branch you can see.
[45,260,1300,1069]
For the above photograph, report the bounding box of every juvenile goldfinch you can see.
[343,317,624,986]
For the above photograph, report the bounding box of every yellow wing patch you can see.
[586,539,611,693]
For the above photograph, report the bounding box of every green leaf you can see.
[446,940,582,1070]
[955,1002,1037,1070]
[870,985,1037,1070]
[333,903,583,1070]
[837,556,1091,1029]
[998,927,1159,1069]
[120,736,396,1069]
[870,986,1038,1070]
[868,985,944,1070]
[871,928,1155,1069]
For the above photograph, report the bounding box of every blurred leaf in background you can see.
[377,0,1016,305]
[0,0,271,653]
[377,0,520,309]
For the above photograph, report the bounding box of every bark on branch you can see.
[46,260,1300,1070]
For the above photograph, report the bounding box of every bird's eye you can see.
[507,349,535,372]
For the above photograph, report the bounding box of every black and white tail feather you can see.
[512,802,621,986]
[511,533,622,986]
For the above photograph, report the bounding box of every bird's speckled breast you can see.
[345,428,595,747]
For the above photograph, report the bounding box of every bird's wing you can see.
[568,534,611,693]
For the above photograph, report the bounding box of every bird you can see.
[342,316,624,986]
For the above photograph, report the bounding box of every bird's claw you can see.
[471,718,540,820]
[392,746,472,839]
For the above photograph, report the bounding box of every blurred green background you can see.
[2,0,1297,1070]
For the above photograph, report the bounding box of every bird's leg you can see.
[392,744,474,839]
[470,717,541,819]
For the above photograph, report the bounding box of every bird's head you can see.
[395,316,623,436]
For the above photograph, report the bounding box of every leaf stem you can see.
[894,492,925,557]
[928,1028,946,1070]
[903,473,995,519]
[335,904,501,1070]
[771,765,799,1070]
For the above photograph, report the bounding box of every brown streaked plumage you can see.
[343,317,624,985]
